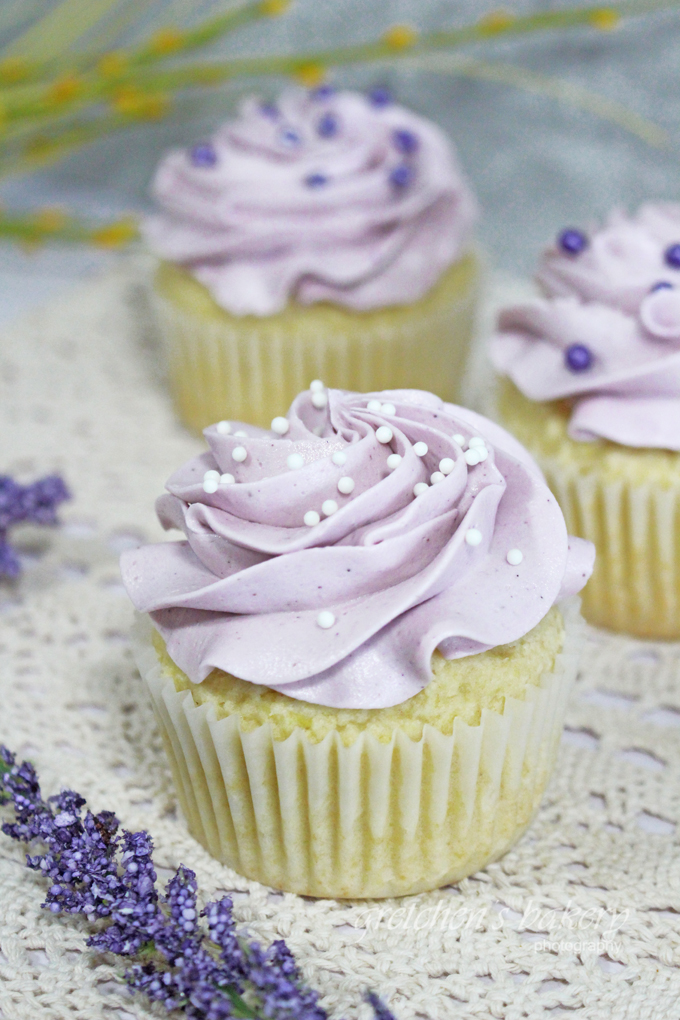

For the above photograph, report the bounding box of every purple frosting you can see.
[492,204,680,449]
[142,89,477,316]
[121,389,593,709]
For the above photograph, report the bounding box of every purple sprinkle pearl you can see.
[558,228,588,255]
[369,87,392,107]
[317,112,339,138]
[664,243,680,268]
[189,143,217,168]
[389,163,414,188]
[311,84,335,100]
[565,344,593,372]
[392,128,419,154]
[651,281,674,292]
[305,172,328,188]
[279,126,302,147]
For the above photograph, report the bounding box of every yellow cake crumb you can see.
[153,605,564,746]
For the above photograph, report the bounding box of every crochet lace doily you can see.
[1,263,680,1020]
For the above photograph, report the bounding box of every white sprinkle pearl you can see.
[312,391,328,409]
[376,425,393,444]
[430,471,445,485]
[453,434,465,445]
[337,476,355,494]
[414,441,428,457]
[216,421,232,435]
[232,446,247,463]
[203,478,219,493]
[331,450,347,466]
[413,482,429,496]
[464,449,481,466]
[386,453,402,470]
[465,528,483,546]
[317,610,335,629]
[322,499,338,516]
[287,453,304,470]
[507,548,523,565]
[220,473,235,485]
[367,399,382,412]
[203,469,220,481]
[381,402,396,415]
[271,416,289,435]
[304,510,320,527]
[234,430,248,438]
[439,458,455,475]
[469,436,486,449]
[310,379,324,392]
[476,447,488,462]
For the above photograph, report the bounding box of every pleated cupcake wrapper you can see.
[541,458,680,638]
[134,600,581,899]
[152,255,479,433]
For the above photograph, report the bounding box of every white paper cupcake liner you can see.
[540,457,680,638]
[133,600,582,899]
[152,253,480,433]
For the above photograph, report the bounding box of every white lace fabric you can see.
[1,263,679,1020]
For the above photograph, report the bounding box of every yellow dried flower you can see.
[34,208,68,233]
[294,63,325,88]
[383,24,418,50]
[589,8,620,31]
[0,58,29,84]
[149,27,184,54]
[91,219,138,249]
[260,0,291,16]
[478,9,516,35]
[47,75,82,105]
[112,88,170,120]
[98,52,128,78]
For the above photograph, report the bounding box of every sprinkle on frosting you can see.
[386,453,402,470]
[317,610,335,629]
[120,387,593,709]
[375,426,393,444]
[331,451,347,466]
[381,402,396,415]
[231,446,247,463]
[287,453,304,469]
[144,90,477,317]
[311,391,328,409]
[310,379,324,392]
[216,421,232,435]
[507,549,524,565]
[414,441,428,457]
[220,473,235,485]
[271,416,290,434]
[439,457,454,474]
[367,400,382,411]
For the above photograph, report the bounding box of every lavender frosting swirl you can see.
[143,89,477,316]
[121,389,593,709]
[492,204,680,449]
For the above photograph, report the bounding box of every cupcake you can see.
[491,203,680,638]
[144,88,479,433]
[121,385,593,898]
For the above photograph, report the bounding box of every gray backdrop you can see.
[2,0,680,276]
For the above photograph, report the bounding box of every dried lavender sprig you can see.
[0,747,396,1020]
[0,474,70,578]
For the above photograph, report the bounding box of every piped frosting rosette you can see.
[143,88,477,315]
[121,388,593,709]
[492,203,680,449]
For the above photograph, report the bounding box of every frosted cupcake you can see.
[144,88,479,433]
[121,385,593,898]
[491,203,680,637]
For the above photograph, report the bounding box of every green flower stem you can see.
[2,0,678,126]
[0,0,270,89]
